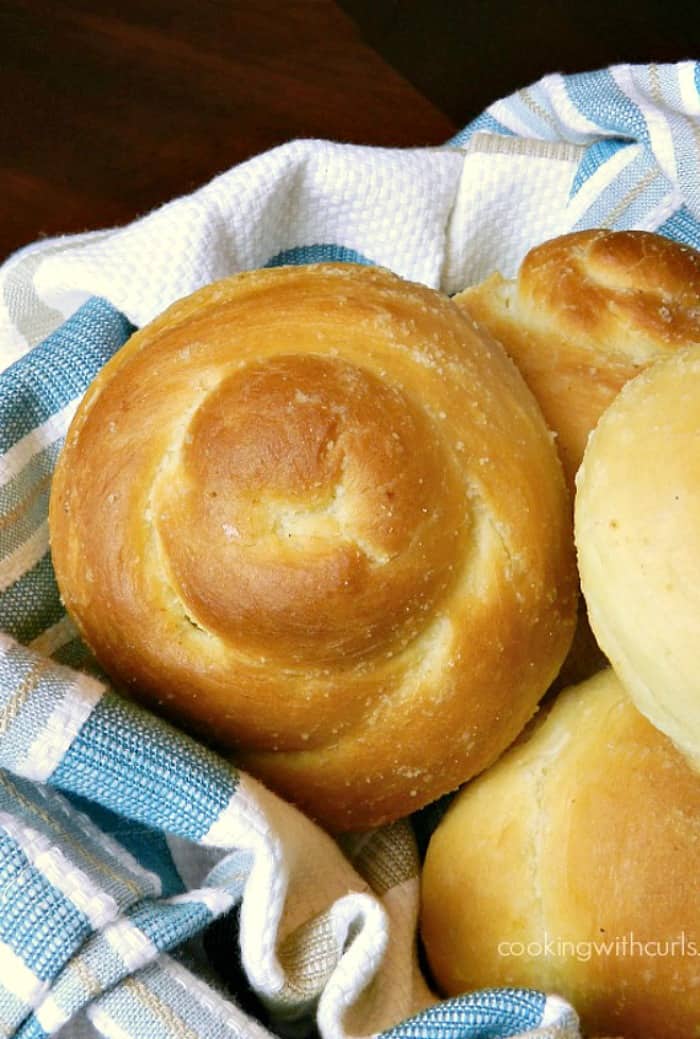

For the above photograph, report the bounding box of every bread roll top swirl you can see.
[50,264,577,830]
[516,228,700,356]
[158,352,466,663]
[454,230,700,488]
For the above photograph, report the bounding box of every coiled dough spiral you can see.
[454,229,700,489]
[49,264,577,830]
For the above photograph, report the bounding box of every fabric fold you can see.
[0,60,699,1039]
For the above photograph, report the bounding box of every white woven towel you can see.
[1,61,698,1039]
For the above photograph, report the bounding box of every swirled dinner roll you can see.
[49,263,577,831]
[453,230,700,489]
[421,668,700,1039]
[575,344,700,770]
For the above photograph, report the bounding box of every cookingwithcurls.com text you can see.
[497,931,698,962]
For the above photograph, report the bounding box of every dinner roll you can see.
[453,230,700,489]
[421,668,700,1039]
[575,344,700,769]
[49,263,576,831]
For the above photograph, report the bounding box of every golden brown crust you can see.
[49,263,577,830]
[454,230,700,489]
[421,669,700,1039]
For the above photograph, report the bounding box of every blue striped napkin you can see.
[0,62,698,1039]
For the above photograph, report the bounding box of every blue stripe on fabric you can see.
[51,693,238,841]
[206,846,251,891]
[0,639,46,713]
[608,172,673,231]
[570,137,628,196]
[0,978,34,1038]
[0,440,62,513]
[379,988,547,1039]
[0,649,77,772]
[0,644,101,777]
[32,930,128,1029]
[87,970,180,1039]
[0,298,134,453]
[0,550,64,643]
[132,961,238,1039]
[496,87,561,141]
[0,441,63,554]
[449,112,516,146]
[571,147,660,231]
[564,68,646,142]
[130,897,214,948]
[14,1015,47,1039]
[17,888,240,1038]
[0,775,162,911]
[641,64,682,110]
[0,832,90,982]
[656,205,700,249]
[265,244,374,267]
[0,477,50,561]
[65,792,184,898]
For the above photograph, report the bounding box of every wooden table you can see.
[339,0,698,123]
[0,0,455,262]
[3,0,695,264]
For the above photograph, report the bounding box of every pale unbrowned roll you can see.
[453,229,700,490]
[421,668,700,1039]
[49,263,577,831]
[575,343,700,771]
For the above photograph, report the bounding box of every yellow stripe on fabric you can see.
[0,773,143,900]
[0,471,51,532]
[345,820,419,896]
[0,657,50,736]
[276,908,339,1004]
[601,166,661,226]
[123,976,200,1039]
[518,87,561,133]
[68,953,103,1001]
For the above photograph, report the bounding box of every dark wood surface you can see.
[3,0,697,265]
[0,0,455,262]
[340,0,699,124]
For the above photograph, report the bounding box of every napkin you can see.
[0,62,698,1039]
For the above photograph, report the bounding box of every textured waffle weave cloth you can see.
[0,62,699,1039]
